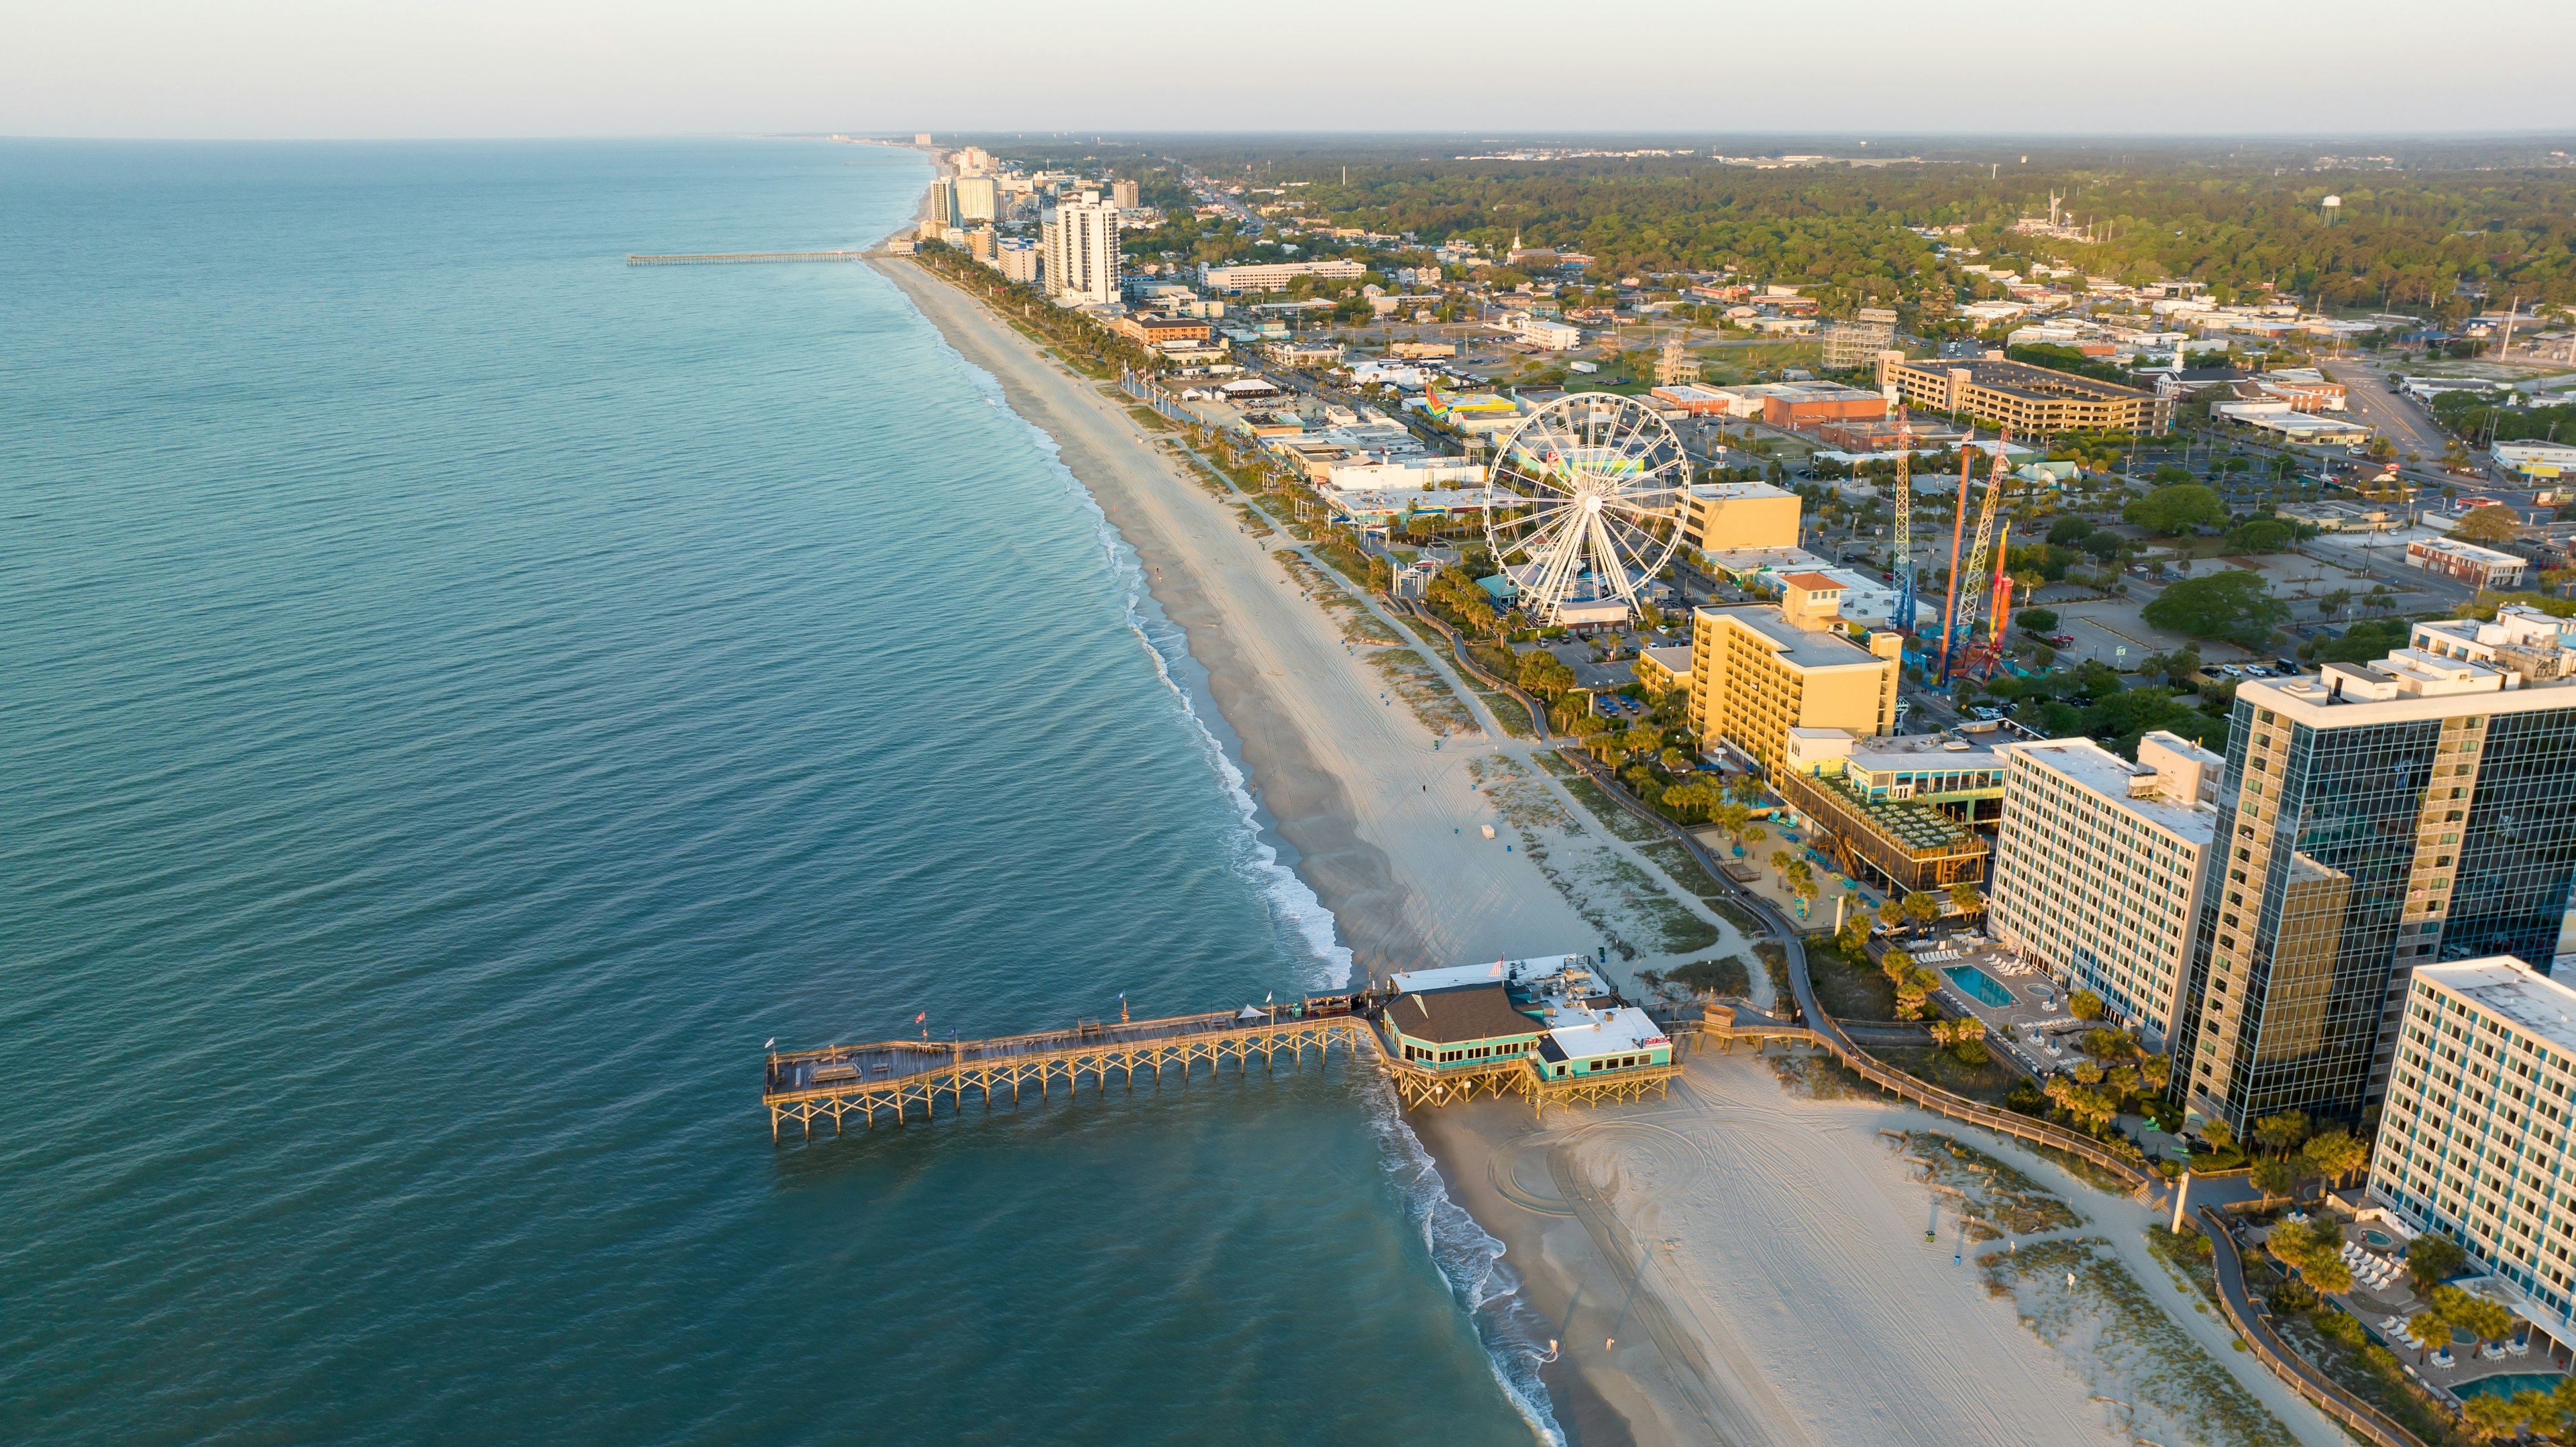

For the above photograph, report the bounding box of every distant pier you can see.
[763,985,1696,1140]
[625,250,870,266]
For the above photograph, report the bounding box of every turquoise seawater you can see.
[0,140,1552,1445]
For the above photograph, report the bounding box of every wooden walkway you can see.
[766,994,1689,1137]
[765,1000,1371,1138]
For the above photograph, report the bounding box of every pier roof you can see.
[1388,983,1545,1044]
[1538,1006,1668,1062]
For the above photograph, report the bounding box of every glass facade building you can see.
[2176,620,2576,1133]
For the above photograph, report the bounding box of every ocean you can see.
[0,139,1555,1445]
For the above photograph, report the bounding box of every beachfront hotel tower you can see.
[1687,577,1901,776]
[2174,608,2576,1134]
[2370,957,2576,1325]
[1041,191,1121,307]
[1987,733,2220,1052]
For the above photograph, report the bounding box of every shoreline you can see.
[865,250,2341,1447]
[872,253,1678,1438]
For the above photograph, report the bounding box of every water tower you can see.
[2321,195,2342,226]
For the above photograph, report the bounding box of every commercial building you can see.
[1819,316,1898,370]
[1498,313,1582,351]
[1778,728,2000,894]
[1375,955,1670,1089]
[1041,192,1121,307]
[1687,576,1903,774]
[1649,384,1740,416]
[1636,645,1693,694]
[2410,536,2529,590]
[2496,441,2576,480]
[1199,259,1367,294]
[1988,734,2220,1051]
[2370,957,2576,1324]
[1680,480,1801,553]
[1880,355,2172,435]
[1116,315,1212,346]
[2173,608,2576,1133]
[1378,982,1546,1070]
[1760,382,1886,430]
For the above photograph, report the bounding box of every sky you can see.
[7,0,2575,140]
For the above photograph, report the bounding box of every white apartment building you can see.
[1988,732,2220,1050]
[2371,957,2576,1326]
[954,174,1000,223]
[1496,312,1582,351]
[1197,259,1366,294]
[1042,192,1121,307]
[994,236,1041,286]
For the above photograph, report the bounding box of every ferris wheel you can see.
[1482,394,1691,625]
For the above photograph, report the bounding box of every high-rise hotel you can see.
[2371,957,2576,1321]
[2175,606,2576,1132]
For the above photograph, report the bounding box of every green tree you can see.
[1900,890,1944,930]
[2069,989,2106,1022]
[2223,517,2294,553]
[2141,570,2290,647]
[2302,1129,2367,1187]
[2408,1233,2467,1293]
[2199,1116,2235,1153]
[2459,1393,2526,1443]
[2251,1110,2310,1157]
[1769,849,1794,886]
[2453,505,2523,545]
[2250,1156,2303,1199]
[2433,1283,2518,1345]
[2124,483,2228,535]
[2015,606,2061,635]
[1947,883,1985,920]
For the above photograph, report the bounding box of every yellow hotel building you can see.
[1688,576,1902,773]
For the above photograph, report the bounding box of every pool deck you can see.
[1909,930,2084,1073]
[2292,1217,2576,1399]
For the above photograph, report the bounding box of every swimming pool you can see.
[2451,1372,2565,1403]
[2361,1228,2397,1249]
[1944,964,2017,1009]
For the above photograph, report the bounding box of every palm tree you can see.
[1768,849,1794,886]
[1947,883,1985,921]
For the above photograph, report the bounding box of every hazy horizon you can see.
[9,1,2574,141]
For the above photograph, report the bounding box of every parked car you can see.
[2046,633,2076,646]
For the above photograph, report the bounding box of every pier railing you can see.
[764,994,1682,1138]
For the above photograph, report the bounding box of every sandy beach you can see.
[875,253,2343,1447]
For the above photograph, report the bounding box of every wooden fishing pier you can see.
[625,250,869,266]
[763,993,1695,1140]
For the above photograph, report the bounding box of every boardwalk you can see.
[763,993,1688,1138]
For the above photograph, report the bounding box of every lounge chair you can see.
[2430,1350,2454,1369]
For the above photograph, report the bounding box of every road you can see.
[2328,362,2451,464]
